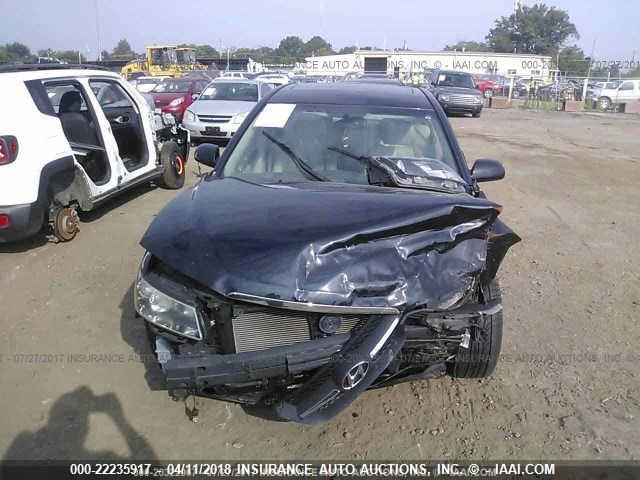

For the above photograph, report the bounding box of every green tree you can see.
[177,43,219,58]
[233,47,257,58]
[303,36,334,57]
[53,50,87,63]
[277,36,305,62]
[0,42,32,62]
[111,38,135,57]
[557,45,589,75]
[253,46,277,62]
[444,40,490,52]
[486,4,578,55]
[195,44,219,58]
[338,45,357,54]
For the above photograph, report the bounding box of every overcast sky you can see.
[2,0,637,60]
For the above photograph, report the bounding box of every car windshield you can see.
[223,103,462,187]
[199,83,258,101]
[437,72,475,89]
[152,80,192,93]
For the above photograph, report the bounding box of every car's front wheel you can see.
[598,96,612,111]
[159,141,186,189]
[448,280,502,378]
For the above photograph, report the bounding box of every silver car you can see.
[182,79,272,143]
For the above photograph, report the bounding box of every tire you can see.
[448,280,502,378]
[159,141,186,189]
[598,97,612,111]
[472,111,482,118]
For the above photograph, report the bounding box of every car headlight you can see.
[439,94,450,102]
[473,96,483,103]
[231,111,248,124]
[134,275,203,340]
[184,109,196,122]
[168,97,185,107]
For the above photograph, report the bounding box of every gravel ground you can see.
[1,108,639,461]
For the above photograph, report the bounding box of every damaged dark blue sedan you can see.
[134,82,520,424]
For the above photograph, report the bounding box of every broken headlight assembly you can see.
[134,274,203,341]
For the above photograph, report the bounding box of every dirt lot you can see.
[1,108,639,461]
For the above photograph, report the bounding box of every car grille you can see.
[231,311,362,353]
[448,95,478,105]
[198,114,232,123]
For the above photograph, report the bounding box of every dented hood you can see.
[140,177,508,310]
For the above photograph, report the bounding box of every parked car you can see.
[474,77,499,98]
[594,79,640,110]
[0,64,189,243]
[428,70,484,117]
[182,79,272,144]
[150,78,209,121]
[130,76,169,93]
[135,82,520,424]
[255,73,290,88]
[585,81,621,103]
[346,73,402,85]
[220,71,247,79]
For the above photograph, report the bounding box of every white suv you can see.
[0,65,190,243]
[595,79,640,110]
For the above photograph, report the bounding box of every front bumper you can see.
[182,117,237,142]
[161,313,403,424]
[440,101,483,114]
[0,202,45,243]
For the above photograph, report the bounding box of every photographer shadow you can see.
[3,386,157,461]
[119,283,167,392]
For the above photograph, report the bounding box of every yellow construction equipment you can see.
[121,45,206,79]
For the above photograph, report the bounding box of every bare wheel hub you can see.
[52,206,79,242]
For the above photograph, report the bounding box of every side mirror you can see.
[471,159,505,182]
[191,93,200,101]
[194,143,220,168]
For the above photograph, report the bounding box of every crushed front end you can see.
[136,178,520,423]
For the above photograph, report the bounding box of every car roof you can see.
[212,78,260,85]
[0,67,121,82]
[269,82,432,108]
[436,70,472,75]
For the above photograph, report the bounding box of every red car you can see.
[474,78,500,98]
[150,78,210,122]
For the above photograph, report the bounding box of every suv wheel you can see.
[448,280,502,378]
[598,97,612,111]
[50,205,79,242]
[159,142,186,189]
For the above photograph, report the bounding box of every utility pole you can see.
[94,0,102,61]
[582,38,596,103]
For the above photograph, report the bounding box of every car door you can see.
[86,78,153,183]
[43,79,123,200]
[615,81,635,103]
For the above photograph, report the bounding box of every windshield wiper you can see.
[261,131,327,182]
[327,146,378,166]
